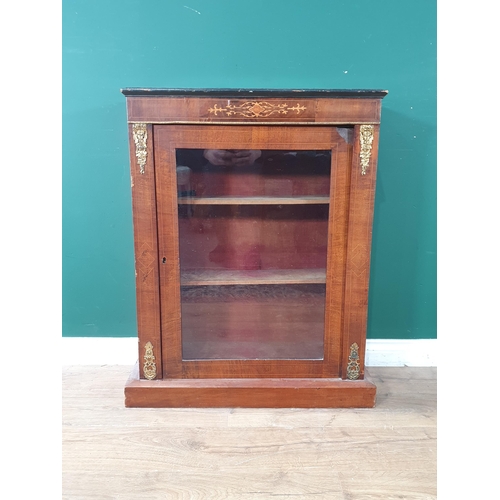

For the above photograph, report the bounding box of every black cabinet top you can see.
[121,88,388,98]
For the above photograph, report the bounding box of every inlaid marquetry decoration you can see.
[359,125,374,175]
[208,101,307,118]
[347,343,361,380]
[143,341,157,380]
[349,243,369,278]
[132,123,148,174]
[137,242,155,283]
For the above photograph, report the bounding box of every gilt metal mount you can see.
[347,342,361,380]
[359,125,374,175]
[132,123,148,174]
[143,341,157,380]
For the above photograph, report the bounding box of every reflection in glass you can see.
[176,149,331,360]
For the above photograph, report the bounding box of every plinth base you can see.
[124,363,376,408]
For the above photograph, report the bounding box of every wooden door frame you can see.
[153,124,353,379]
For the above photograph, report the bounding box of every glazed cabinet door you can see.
[154,125,353,379]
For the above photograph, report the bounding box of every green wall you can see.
[62,0,436,339]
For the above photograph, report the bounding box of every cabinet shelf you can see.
[181,268,327,286]
[178,196,330,205]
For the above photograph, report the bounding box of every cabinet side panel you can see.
[128,123,162,380]
[342,125,380,380]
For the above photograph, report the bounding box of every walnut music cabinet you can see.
[121,88,387,408]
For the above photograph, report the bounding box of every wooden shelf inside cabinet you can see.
[181,268,327,286]
[177,196,330,205]
[122,88,387,408]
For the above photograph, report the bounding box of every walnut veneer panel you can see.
[126,97,382,124]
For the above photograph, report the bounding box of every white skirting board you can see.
[61,338,437,367]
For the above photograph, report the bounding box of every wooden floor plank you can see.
[62,365,436,499]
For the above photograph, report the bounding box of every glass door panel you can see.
[176,149,331,361]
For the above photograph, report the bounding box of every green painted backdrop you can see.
[62,0,436,339]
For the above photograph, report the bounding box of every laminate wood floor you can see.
[62,366,436,500]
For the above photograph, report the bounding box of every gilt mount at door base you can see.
[143,341,157,380]
[347,343,361,380]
